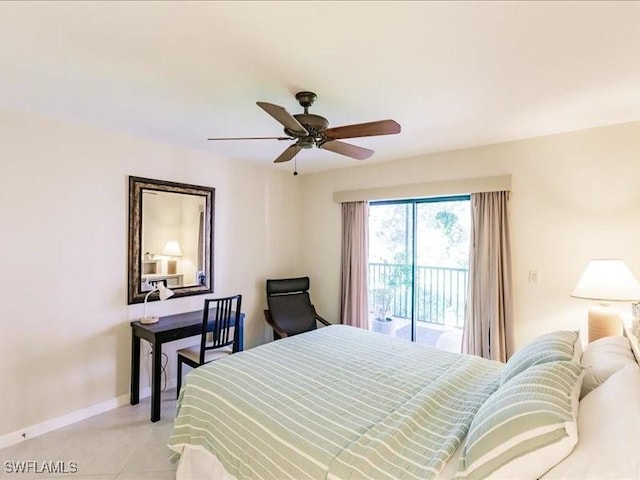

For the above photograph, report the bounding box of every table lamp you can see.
[571,259,640,342]
[140,281,174,324]
[162,240,182,275]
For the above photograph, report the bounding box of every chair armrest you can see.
[312,307,331,327]
[264,310,289,338]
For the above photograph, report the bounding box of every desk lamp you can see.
[571,259,640,342]
[140,281,174,324]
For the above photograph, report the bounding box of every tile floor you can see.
[0,391,178,480]
[369,316,463,352]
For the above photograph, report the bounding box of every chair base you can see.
[176,346,233,398]
[176,350,201,399]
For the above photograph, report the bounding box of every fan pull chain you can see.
[293,150,298,176]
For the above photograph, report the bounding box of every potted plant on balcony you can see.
[372,287,395,335]
[371,259,410,336]
[372,285,393,316]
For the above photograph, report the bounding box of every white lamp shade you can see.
[162,240,182,257]
[140,282,174,324]
[157,282,175,301]
[571,259,640,302]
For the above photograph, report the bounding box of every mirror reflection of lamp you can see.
[140,281,174,324]
[162,240,182,275]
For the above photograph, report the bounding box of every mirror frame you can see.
[127,176,215,304]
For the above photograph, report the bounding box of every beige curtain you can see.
[340,201,369,328]
[462,191,514,362]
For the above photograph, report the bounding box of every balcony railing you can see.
[368,263,468,328]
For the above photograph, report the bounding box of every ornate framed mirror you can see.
[128,176,215,304]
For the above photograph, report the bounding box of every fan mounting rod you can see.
[295,91,317,113]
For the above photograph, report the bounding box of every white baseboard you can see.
[0,393,126,450]
[0,381,175,450]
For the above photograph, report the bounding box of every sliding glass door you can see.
[369,202,414,338]
[368,196,470,349]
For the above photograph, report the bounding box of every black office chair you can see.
[264,277,330,340]
[176,294,242,398]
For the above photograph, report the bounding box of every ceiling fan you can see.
[208,91,401,164]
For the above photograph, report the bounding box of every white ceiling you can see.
[2,1,640,174]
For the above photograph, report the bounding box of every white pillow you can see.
[543,363,640,479]
[580,335,636,398]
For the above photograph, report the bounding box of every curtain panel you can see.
[340,201,369,328]
[462,191,514,362]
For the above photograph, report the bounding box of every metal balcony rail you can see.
[368,263,468,328]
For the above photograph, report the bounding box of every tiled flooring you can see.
[369,316,463,352]
[0,391,178,480]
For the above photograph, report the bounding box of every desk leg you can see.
[130,333,140,405]
[150,341,162,422]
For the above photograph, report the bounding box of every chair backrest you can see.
[266,277,318,336]
[199,294,242,364]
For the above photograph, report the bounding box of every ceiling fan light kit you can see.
[208,91,401,169]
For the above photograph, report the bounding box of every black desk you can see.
[130,310,245,422]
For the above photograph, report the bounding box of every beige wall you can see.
[2,108,639,439]
[0,108,303,437]
[301,121,640,353]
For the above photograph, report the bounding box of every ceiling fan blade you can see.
[257,102,309,136]
[320,140,374,160]
[324,119,401,140]
[208,136,291,141]
[274,144,303,163]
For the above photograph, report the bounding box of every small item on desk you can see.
[140,281,174,324]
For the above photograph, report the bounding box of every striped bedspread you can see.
[168,325,502,480]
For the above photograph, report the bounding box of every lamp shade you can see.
[140,282,175,324]
[157,282,174,301]
[162,240,182,257]
[571,259,640,302]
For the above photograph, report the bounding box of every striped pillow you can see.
[456,360,583,480]
[500,330,580,385]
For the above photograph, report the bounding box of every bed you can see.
[168,323,640,480]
